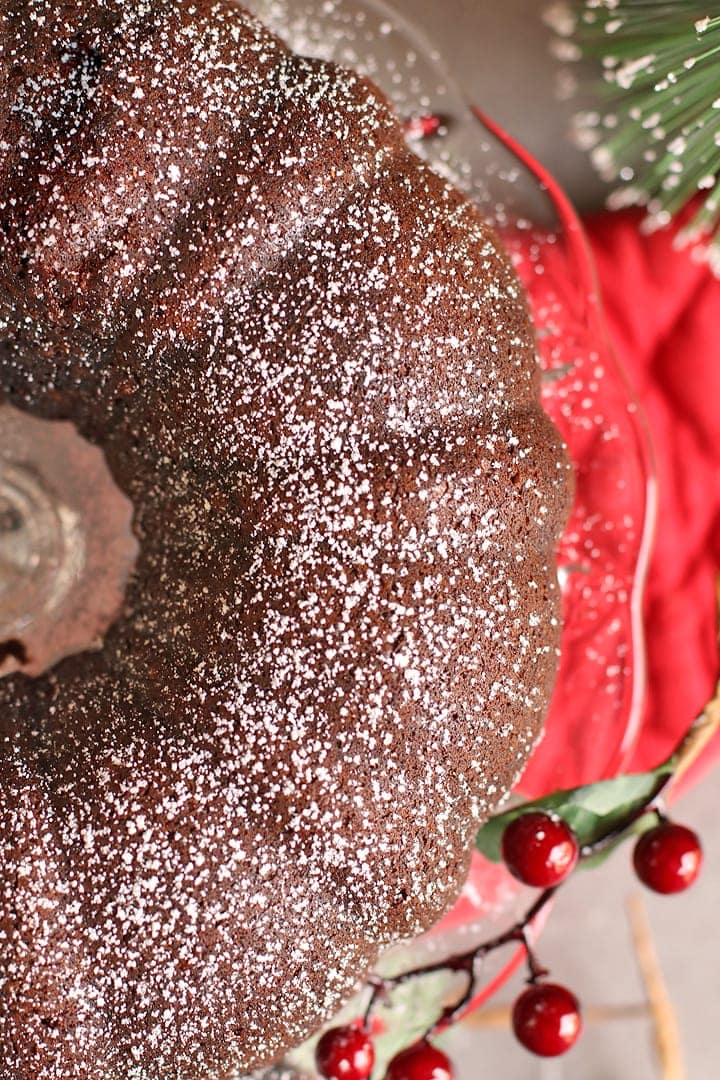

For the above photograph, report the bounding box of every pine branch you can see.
[545,1,720,273]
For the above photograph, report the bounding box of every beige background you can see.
[389,0,608,211]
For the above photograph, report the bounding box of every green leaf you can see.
[476,758,677,865]
[579,810,659,871]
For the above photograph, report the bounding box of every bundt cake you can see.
[0,1,570,1077]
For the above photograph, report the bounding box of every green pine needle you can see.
[545,1,720,272]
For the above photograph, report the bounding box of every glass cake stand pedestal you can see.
[0,408,138,680]
[237,0,657,1076]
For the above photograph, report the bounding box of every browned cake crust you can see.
[0,2,570,1077]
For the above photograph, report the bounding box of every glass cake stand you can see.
[238,0,657,1075]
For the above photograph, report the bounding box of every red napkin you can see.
[584,210,720,791]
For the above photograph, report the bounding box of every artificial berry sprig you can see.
[315,666,719,1078]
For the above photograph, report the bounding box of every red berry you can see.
[512,983,582,1057]
[315,1025,374,1080]
[403,113,442,140]
[633,823,702,894]
[501,811,579,887]
[403,114,443,140]
[385,1040,454,1080]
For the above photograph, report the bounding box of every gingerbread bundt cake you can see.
[0,1,570,1076]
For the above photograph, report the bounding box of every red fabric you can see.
[584,210,720,790]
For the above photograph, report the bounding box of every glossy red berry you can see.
[315,1025,374,1080]
[501,811,579,887]
[633,823,702,894]
[512,982,582,1057]
[385,1040,454,1080]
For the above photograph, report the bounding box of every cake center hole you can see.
[0,405,138,678]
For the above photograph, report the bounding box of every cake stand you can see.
[237,0,657,1074]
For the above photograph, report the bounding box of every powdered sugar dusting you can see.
[0,2,569,1077]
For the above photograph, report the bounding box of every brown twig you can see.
[579,771,671,859]
[628,894,685,1080]
[363,887,557,1035]
[668,680,720,792]
[465,1002,648,1030]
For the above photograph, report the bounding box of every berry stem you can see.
[364,886,558,1037]
[578,786,669,859]
[519,928,550,985]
